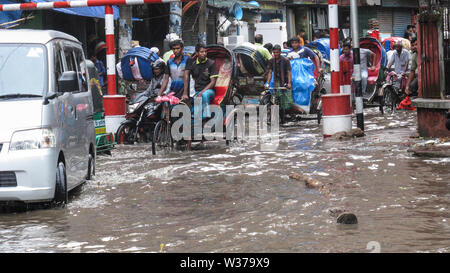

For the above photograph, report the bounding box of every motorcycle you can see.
[116,92,161,144]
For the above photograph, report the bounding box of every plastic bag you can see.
[290,58,316,113]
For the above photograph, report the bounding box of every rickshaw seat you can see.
[361,43,381,85]
[367,69,379,85]
[212,59,232,105]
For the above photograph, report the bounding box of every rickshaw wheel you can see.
[152,120,173,155]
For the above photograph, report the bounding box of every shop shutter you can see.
[377,8,393,36]
[393,9,412,37]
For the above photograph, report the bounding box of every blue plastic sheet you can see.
[307,38,331,61]
[28,0,120,19]
[120,47,159,81]
[0,0,22,26]
[290,58,316,108]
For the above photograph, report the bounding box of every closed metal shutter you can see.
[393,9,412,37]
[377,8,393,36]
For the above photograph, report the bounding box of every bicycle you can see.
[260,86,290,125]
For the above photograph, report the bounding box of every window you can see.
[63,45,88,92]
[0,44,47,96]
[54,44,63,92]
[64,48,76,72]
[74,48,89,92]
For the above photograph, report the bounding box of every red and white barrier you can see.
[103,5,125,134]
[0,0,190,11]
[328,0,340,95]
[104,94,127,134]
[323,0,352,137]
[322,94,352,137]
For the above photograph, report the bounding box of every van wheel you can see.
[53,162,68,208]
[86,154,94,180]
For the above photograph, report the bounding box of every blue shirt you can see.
[167,55,192,98]
[94,60,106,87]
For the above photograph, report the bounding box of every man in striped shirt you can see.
[159,39,192,101]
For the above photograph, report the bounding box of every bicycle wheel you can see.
[382,86,397,114]
[152,120,173,155]
[260,93,273,125]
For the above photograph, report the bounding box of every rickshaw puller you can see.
[159,39,192,101]
[185,43,218,120]
[265,44,305,115]
[340,40,376,95]
[387,41,410,89]
[287,37,322,75]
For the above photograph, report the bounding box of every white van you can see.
[0,30,96,206]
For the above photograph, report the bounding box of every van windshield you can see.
[0,44,47,97]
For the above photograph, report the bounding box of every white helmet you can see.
[166,33,180,42]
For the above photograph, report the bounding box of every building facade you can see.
[285,0,420,41]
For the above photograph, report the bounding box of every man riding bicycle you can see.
[159,39,192,101]
[265,44,305,115]
[387,41,410,90]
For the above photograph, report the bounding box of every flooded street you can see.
[1,108,449,253]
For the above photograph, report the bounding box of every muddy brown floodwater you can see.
[0,108,449,253]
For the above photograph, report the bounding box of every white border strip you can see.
[330,49,340,72]
[328,4,339,29]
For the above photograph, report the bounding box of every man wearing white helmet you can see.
[163,33,180,63]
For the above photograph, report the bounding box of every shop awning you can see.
[0,0,22,26]
[27,0,120,19]
[207,0,260,11]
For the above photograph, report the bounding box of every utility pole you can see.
[118,6,132,59]
[169,2,183,37]
[198,0,207,44]
[350,0,364,131]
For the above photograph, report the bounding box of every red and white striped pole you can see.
[328,0,340,94]
[0,0,191,11]
[105,4,116,96]
[322,0,352,137]
[102,4,126,136]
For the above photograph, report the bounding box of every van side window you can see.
[64,49,76,72]
[54,48,63,92]
[74,48,88,92]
